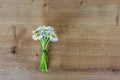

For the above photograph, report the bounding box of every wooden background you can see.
[1,0,120,80]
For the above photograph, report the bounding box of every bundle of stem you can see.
[39,37,50,72]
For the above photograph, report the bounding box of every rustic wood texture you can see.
[1,0,120,80]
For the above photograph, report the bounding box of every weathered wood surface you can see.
[1,0,120,80]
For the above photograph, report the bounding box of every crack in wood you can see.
[36,53,39,56]
[11,25,17,54]
[61,67,120,73]
[43,3,47,7]
[12,25,16,39]
[108,67,120,73]
[11,46,17,54]
[79,0,84,8]
[116,7,119,26]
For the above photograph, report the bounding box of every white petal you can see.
[38,35,43,40]
[32,30,36,34]
[32,35,37,41]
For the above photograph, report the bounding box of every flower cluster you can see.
[32,25,58,42]
[32,25,58,72]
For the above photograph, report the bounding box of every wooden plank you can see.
[0,0,44,24]
[43,0,119,26]
[1,25,120,70]
[1,0,120,80]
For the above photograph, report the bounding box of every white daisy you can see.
[50,33,58,42]
[37,35,43,40]
[47,26,54,31]
[32,35,37,41]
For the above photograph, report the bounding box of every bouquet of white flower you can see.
[32,25,58,72]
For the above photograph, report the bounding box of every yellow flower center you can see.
[35,34,40,37]
[44,30,48,32]
[52,35,56,38]
[48,33,50,37]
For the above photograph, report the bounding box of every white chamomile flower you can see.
[38,26,47,34]
[50,33,58,42]
[37,26,43,31]
[32,35,37,41]
[37,35,43,40]
[43,29,49,33]
[32,32,43,40]
[47,26,54,31]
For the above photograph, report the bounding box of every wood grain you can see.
[0,0,120,80]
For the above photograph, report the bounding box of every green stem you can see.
[39,38,49,72]
[39,50,48,72]
[44,38,50,49]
